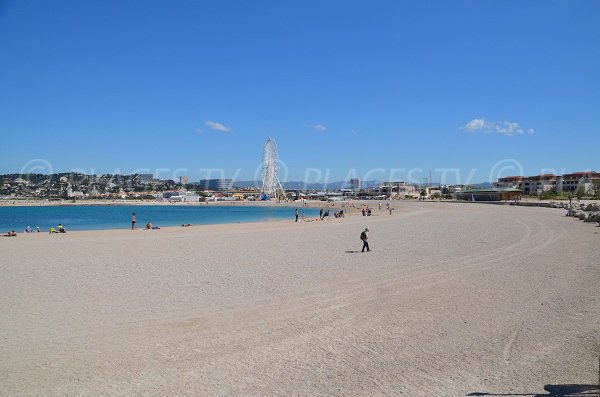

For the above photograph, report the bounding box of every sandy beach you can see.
[1,202,599,396]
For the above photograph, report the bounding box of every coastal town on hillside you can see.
[1,170,599,202]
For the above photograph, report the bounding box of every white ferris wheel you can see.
[260,138,286,200]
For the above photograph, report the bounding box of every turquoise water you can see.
[0,205,320,232]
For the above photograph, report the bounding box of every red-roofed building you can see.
[493,176,524,189]
[558,171,600,194]
[522,174,558,195]
[495,171,600,195]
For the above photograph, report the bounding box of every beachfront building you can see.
[558,171,600,194]
[522,174,558,195]
[377,181,416,199]
[233,188,261,200]
[161,191,200,202]
[493,171,600,196]
[457,188,522,202]
[198,179,233,192]
[493,176,524,189]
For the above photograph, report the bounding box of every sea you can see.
[0,205,321,232]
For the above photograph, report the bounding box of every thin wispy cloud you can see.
[305,123,327,132]
[462,118,534,136]
[205,120,231,133]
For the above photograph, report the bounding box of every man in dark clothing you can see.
[295,208,299,222]
[319,208,323,220]
[360,227,370,252]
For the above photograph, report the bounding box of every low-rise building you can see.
[377,181,416,199]
[494,171,600,195]
[457,188,522,201]
[558,171,600,194]
[522,174,558,195]
[493,176,524,189]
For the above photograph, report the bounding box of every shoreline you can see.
[0,200,378,234]
[2,198,595,234]
[0,204,402,239]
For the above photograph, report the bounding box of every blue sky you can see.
[1,0,599,184]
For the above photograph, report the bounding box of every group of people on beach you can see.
[361,202,395,217]
[294,207,345,223]
[131,212,192,230]
[49,224,67,234]
[132,212,161,230]
[292,206,371,252]
[4,223,66,237]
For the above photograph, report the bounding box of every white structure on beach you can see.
[260,138,286,200]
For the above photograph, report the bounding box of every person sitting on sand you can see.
[181,224,192,227]
[4,230,17,237]
[57,224,66,233]
[25,226,32,233]
[146,221,153,230]
[49,227,57,234]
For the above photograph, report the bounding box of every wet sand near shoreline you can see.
[1,202,599,396]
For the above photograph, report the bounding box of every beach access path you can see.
[1,202,599,396]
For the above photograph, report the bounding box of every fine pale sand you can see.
[1,203,599,396]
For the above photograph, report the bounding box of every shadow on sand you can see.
[345,250,362,254]
[467,384,599,396]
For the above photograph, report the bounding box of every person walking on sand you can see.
[319,208,323,220]
[131,212,136,230]
[301,211,305,223]
[360,227,370,252]
[295,208,299,223]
